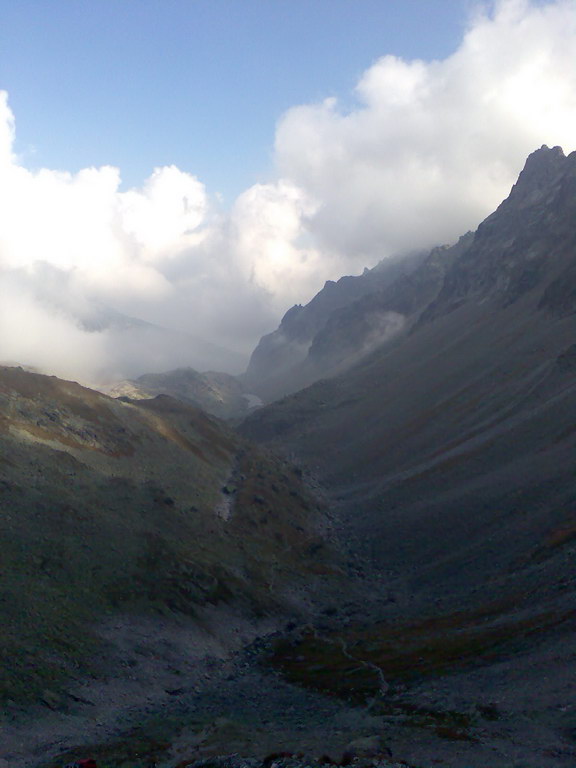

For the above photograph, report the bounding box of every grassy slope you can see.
[106,367,249,419]
[0,366,339,706]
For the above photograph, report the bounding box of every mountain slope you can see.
[244,145,576,407]
[243,250,427,401]
[3,146,576,768]
[0,365,340,710]
[305,232,473,374]
[242,145,576,595]
[240,147,576,762]
[104,366,252,419]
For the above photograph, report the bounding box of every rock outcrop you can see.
[242,252,427,401]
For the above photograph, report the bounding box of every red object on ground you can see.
[65,760,98,768]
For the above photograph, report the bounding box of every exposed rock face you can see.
[243,145,576,458]
[242,252,427,401]
[420,145,576,323]
[306,233,473,371]
[244,146,576,406]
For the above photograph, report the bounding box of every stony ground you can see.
[2,368,576,768]
[3,568,576,768]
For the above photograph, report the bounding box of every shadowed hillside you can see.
[104,367,253,419]
[242,250,429,401]
[0,365,341,710]
[242,146,576,604]
[240,147,576,766]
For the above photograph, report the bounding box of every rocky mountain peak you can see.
[279,303,304,328]
[242,251,428,400]
[505,144,567,208]
[417,144,576,325]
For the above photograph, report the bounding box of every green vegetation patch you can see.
[0,372,340,708]
[267,598,572,702]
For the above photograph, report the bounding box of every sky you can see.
[1,0,470,200]
[0,0,575,383]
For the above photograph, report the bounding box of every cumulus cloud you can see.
[0,0,575,384]
[0,92,327,382]
[0,270,109,381]
[275,0,576,262]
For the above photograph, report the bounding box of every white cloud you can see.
[0,0,575,384]
[0,272,110,381]
[0,92,15,170]
[119,165,208,257]
[230,180,323,303]
[275,0,576,261]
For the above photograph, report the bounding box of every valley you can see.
[1,146,576,768]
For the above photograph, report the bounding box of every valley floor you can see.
[2,531,576,768]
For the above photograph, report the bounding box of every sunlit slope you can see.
[106,366,249,419]
[0,366,337,705]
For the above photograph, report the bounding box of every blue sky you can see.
[1,0,469,200]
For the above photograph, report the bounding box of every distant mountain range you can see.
[1,299,246,380]
[104,366,257,419]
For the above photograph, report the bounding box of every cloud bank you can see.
[1,0,575,383]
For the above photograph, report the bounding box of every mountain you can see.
[242,145,576,594]
[0,290,245,379]
[305,232,472,374]
[241,146,576,764]
[103,366,257,419]
[242,250,428,401]
[243,146,576,406]
[419,144,575,324]
[0,367,345,733]
[3,147,576,768]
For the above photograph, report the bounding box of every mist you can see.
[1,0,575,384]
